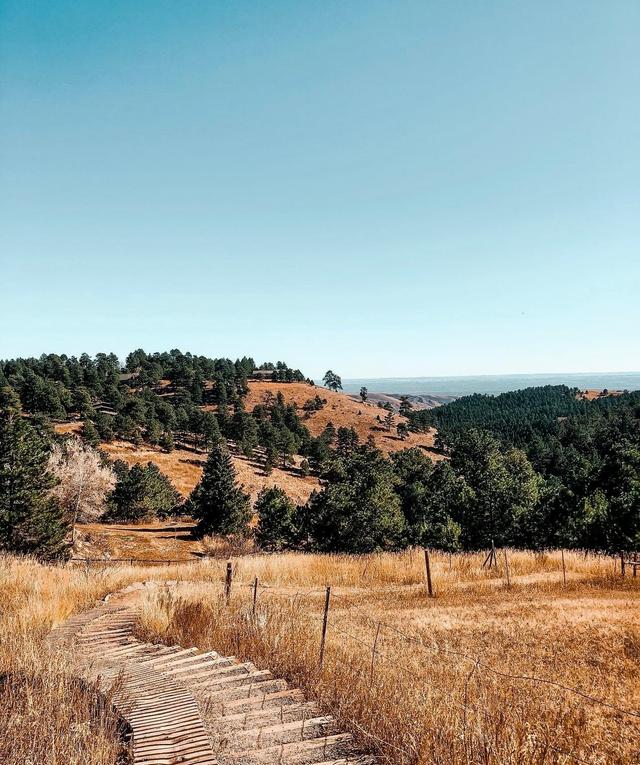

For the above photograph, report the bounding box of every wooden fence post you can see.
[319,586,331,668]
[225,561,233,603]
[252,576,258,615]
[424,548,434,597]
[370,622,381,682]
[620,552,626,578]
[503,548,511,588]
[561,549,567,587]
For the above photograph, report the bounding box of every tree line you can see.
[1,359,638,558]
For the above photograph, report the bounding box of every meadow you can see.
[2,550,638,765]
[136,549,640,765]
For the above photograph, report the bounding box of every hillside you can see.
[55,423,320,504]
[245,381,440,456]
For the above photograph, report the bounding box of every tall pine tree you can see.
[0,387,70,559]
[254,486,295,551]
[190,443,251,537]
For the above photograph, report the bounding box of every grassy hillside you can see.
[244,380,440,455]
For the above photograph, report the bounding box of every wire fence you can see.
[206,566,640,765]
[69,548,639,763]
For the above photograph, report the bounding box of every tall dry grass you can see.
[0,554,197,765]
[136,549,640,765]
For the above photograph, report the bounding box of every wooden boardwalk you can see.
[51,583,374,765]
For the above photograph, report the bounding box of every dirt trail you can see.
[50,583,374,765]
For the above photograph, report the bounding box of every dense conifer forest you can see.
[1,351,639,558]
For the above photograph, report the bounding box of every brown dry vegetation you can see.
[136,550,640,765]
[55,382,439,520]
[245,381,441,456]
[99,439,320,502]
[0,555,228,763]
[577,389,625,401]
[0,556,141,765]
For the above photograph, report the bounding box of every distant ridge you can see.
[335,372,640,398]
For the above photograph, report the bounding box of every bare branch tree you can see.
[48,437,116,542]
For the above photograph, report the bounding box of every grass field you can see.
[135,549,640,765]
[2,550,638,765]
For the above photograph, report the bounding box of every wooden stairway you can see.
[50,583,374,765]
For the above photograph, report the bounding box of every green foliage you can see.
[254,486,296,551]
[159,430,174,452]
[397,422,410,440]
[0,350,306,455]
[190,444,251,537]
[391,449,466,550]
[106,462,180,521]
[399,396,413,418]
[450,430,539,548]
[359,386,368,403]
[323,370,342,392]
[82,419,101,448]
[0,387,69,560]
[232,410,259,457]
[301,443,405,553]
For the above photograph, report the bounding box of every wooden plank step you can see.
[50,584,375,765]
[228,715,336,749]
[229,732,353,764]
[200,678,288,703]
[217,689,306,715]
[215,700,319,731]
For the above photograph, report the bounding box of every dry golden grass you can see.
[0,555,212,764]
[244,381,442,457]
[99,439,320,503]
[136,549,640,765]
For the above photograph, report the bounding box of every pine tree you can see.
[264,445,278,475]
[0,387,70,559]
[82,419,101,447]
[190,443,251,537]
[160,431,175,452]
[303,444,405,553]
[254,486,295,551]
[323,370,342,392]
[106,462,180,521]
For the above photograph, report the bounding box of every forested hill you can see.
[409,385,640,447]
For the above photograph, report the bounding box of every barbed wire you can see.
[227,580,640,722]
[325,592,640,721]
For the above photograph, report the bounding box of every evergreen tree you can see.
[107,462,180,521]
[146,418,163,446]
[94,410,115,441]
[397,422,410,440]
[276,427,298,468]
[302,444,405,553]
[360,386,368,403]
[82,419,101,448]
[254,486,296,551]
[264,445,278,475]
[451,430,539,548]
[160,430,175,452]
[0,387,69,559]
[323,370,342,392]
[190,444,251,537]
[201,411,221,450]
[399,397,413,418]
[336,426,359,457]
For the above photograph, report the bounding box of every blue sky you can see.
[1,1,638,378]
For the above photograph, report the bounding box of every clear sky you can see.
[1,1,638,378]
